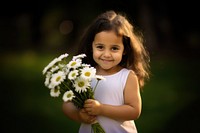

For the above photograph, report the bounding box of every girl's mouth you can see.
[101,59,113,63]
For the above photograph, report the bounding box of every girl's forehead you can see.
[94,31,123,43]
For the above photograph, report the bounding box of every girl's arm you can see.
[84,71,141,120]
[62,102,97,123]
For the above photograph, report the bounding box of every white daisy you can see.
[49,71,65,89]
[74,77,90,93]
[62,66,69,75]
[42,57,60,75]
[50,66,59,73]
[72,54,86,60]
[58,63,65,68]
[81,67,96,80]
[62,90,75,102]
[82,63,90,67]
[50,86,61,97]
[68,70,79,80]
[96,75,106,81]
[57,53,69,61]
[44,72,51,87]
[67,60,81,69]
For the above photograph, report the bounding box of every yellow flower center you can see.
[54,88,59,92]
[67,93,72,98]
[78,81,85,87]
[71,62,76,66]
[72,73,76,77]
[84,72,91,77]
[56,76,61,82]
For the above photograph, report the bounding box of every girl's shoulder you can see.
[121,68,136,76]
[121,68,138,82]
[127,69,138,84]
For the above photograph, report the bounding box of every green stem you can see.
[72,98,82,108]
[62,81,71,91]
[93,80,100,93]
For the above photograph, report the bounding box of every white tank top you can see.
[79,68,138,133]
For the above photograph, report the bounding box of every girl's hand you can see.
[78,108,96,124]
[84,99,102,115]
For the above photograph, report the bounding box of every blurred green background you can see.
[1,0,200,133]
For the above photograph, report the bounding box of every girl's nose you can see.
[103,50,111,58]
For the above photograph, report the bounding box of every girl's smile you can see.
[100,58,114,63]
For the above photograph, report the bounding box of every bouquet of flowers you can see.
[42,53,105,133]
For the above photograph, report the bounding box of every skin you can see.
[63,102,96,124]
[63,30,141,123]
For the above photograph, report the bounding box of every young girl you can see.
[62,10,150,133]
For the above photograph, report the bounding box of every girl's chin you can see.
[99,66,112,70]
[98,65,117,71]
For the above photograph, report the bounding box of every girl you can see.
[63,10,150,133]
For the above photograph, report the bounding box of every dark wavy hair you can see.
[77,10,150,88]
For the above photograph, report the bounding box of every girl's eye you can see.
[96,45,104,50]
[111,47,119,51]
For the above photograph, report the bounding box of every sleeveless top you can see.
[79,68,138,133]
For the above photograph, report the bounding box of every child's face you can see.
[92,30,124,72]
